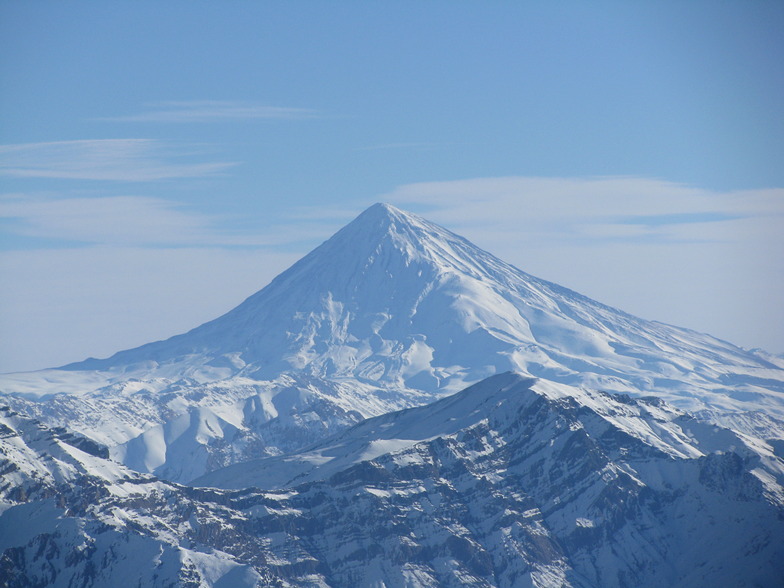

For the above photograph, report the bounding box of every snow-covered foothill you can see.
[3,373,783,587]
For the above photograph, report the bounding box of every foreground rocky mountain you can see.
[2,373,782,587]
[1,203,782,484]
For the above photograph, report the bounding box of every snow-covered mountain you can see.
[195,372,784,493]
[2,373,782,587]
[2,203,783,484]
[2,202,784,586]
[0,405,269,586]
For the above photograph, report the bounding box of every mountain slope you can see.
[0,406,270,587]
[54,203,784,412]
[1,203,783,484]
[3,373,783,587]
[192,372,784,587]
[195,372,784,493]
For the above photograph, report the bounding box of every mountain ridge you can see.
[193,371,784,493]
[4,371,782,587]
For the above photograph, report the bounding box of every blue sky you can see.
[1,1,783,371]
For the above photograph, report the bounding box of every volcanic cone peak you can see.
[37,202,784,419]
[4,203,784,485]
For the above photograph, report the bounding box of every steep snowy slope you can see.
[2,373,415,484]
[191,373,784,587]
[0,406,269,587]
[2,203,783,483]
[37,204,784,409]
[3,374,783,587]
[195,373,784,493]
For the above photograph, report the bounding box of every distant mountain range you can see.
[1,203,783,587]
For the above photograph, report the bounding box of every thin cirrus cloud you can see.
[0,194,217,246]
[100,100,318,123]
[0,193,348,249]
[0,139,237,182]
[382,176,784,247]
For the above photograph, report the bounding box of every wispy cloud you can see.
[0,193,345,249]
[613,212,744,227]
[382,176,784,246]
[0,139,236,181]
[101,100,317,123]
[0,194,216,246]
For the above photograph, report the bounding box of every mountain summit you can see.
[66,201,552,383]
[60,202,782,414]
[2,203,783,482]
